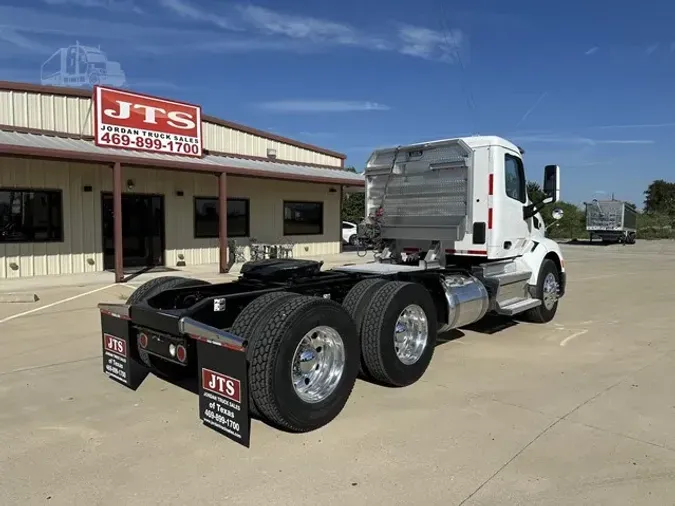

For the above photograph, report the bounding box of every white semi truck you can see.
[98,135,566,448]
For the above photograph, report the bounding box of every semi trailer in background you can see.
[585,199,637,244]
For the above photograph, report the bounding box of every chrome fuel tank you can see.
[439,274,490,332]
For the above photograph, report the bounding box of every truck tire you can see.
[229,291,301,417]
[126,276,211,378]
[248,295,360,432]
[360,281,438,387]
[521,259,560,324]
[341,278,388,377]
[626,233,636,245]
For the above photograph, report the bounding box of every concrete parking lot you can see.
[2,242,675,505]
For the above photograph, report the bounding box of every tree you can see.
[527,181,546,205]
[546,201,587,239]
[526,180,588,238]
[343,166,357,173]
[342,191,365,223]
[644,179,675,216]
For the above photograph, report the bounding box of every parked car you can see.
[341,221,358,245]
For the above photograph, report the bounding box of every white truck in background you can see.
[97,135,567,447]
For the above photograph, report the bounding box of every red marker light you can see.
[176,345,187,363]
[138,332,148,349]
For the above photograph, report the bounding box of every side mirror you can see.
[543,165,560,202]
[551,208,564,221]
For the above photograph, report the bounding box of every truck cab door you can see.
[494,150,530,258]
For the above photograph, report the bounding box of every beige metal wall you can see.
[0,89,343,168]
[0,156,341,279]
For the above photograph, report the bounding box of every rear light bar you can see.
[97,303,247,352]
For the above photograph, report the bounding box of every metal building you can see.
[0,81,364,281]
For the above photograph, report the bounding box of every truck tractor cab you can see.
[363,135,565,307]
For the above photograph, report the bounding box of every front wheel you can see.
[522,259,560,323]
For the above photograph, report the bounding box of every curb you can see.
[0,292,40,303]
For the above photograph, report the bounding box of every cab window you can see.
[504,154,526,203]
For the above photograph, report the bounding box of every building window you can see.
[194,197,250,238]
[283,201,324,236]
[504,154,526,203]
[0,189,64,243]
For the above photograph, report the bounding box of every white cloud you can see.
[0,3,466,64]
[255,100,391,113]
[511,134,654,146]
[0,28,52,54]
[190,37,319,54]
[166,1,461,62]
[584,46,599,55]
[0,6,212,40]
[645,43,659,55]
[158,0,241,31]
[236,4,391,50]
[592,122,675,130]
[397,24,463,63]
[599,139,655,144]
[42,0,144,14]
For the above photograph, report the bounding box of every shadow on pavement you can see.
[559,239,612,247]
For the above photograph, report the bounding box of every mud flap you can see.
[196,339,251,448]
[101,311,149,390]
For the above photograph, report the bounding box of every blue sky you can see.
[1,0,674,207]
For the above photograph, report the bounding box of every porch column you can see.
[112,162,124,283]
[338,185,344,253]
[218,172,229,274]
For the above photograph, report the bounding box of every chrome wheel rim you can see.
[291,326,345,404]
[542,272,559,310]
[394,304,428,365]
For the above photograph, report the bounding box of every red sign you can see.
[103,333,127,357]
[93,86,203,157]
[201,368,241,403]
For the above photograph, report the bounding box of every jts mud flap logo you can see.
[201,368,241,404]
[104,334,127,357]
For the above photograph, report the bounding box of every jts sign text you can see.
[93,86,203,157]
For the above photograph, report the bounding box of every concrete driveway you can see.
[1,241,675,505]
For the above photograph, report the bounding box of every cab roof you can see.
[402,135,522,155]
